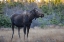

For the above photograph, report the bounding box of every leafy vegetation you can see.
[0,2,5,14]
[0,1,64,28]
[7,2,24,9]
[0,3,11,28]
[0,14,11,27]
[40,2,64,27]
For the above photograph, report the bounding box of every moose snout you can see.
[41,14,44,18]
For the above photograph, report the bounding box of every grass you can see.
[0,27,64,42]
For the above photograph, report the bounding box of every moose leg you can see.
[23,26,26,40]
[11,24,14,40]
[18,27,21,42]
[18,27,20,38]
[27,23,31,38]
[26,25,30,42]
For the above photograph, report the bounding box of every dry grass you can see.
[0,27,64,42]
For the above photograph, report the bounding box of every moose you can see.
[11,8,44,40]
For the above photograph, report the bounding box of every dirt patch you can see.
[0,28,64,42]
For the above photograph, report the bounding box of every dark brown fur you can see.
[11,8,44,40]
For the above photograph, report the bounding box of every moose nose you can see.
[41,14,44,17]
[42,14,44,17]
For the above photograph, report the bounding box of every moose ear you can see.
[33,8,37,10]
[34,8,37,9]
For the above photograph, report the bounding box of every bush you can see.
[0,3,5,14]
[40,2,64,27]
[41,5,49,15]
[0,14,11,27]
[8,2,24,9]
[50,18,59,25]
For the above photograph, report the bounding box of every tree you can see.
[54,0,61,5]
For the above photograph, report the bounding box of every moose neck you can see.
[30,11,36,20]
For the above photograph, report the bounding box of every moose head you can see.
[30,8,44,19]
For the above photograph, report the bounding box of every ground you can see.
[0,26,64,42]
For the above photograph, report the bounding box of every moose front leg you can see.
[26,23,31,38]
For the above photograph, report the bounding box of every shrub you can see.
[8,2,24,9]
[0,3,5,14]
[50,18,59,25]
[0,14,11,27]
[40,2,64,27]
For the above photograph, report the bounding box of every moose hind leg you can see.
[11,24,14,40]
[18,27,20,38]
[27,27,30,38]
[23,26,26,40]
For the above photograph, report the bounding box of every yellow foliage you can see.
[41,0,44,2]
[1,0,62,6]
[30,0,34,2]
[27,0,35,3]
[7,0,10,3]
[54,0,61,5]
[27,0,31,3]
[44,0,49,3]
